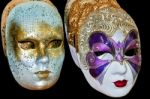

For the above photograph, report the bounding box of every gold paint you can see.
[37,23,64,58]
[48,40,62,49]
[1,0,54,56]
[35,70,50,80]
[48,44,64,58]
[18,41,35,50]
[12,22,64,60]
[66,0,120,51]
[9,22,21,59]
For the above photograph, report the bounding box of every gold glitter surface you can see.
[65,0,120,51]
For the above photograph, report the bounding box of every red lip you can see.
[114,80,127,87]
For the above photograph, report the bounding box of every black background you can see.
[0,0,149,98]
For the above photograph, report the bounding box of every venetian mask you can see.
[1,0,64,90]
[65,0,141,97]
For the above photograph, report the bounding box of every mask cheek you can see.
[48,46,65,58]
[86,52,110,78]
[126,56,141,75]
[18,49,37,69]
[47,48,65,73]
[86,52,97,66]
[50,55,64,75]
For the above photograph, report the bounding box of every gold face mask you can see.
[1,0,65,90]
[65,0,141,97]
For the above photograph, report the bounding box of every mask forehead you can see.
[7,1,62,31]
[8,1,62,27]
[78,7,138,67]
[15,22,63,42]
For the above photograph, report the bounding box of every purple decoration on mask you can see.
[128,61,138,73]
[128,55,141,65]
[112,41,124,50]
[89,32,112,49]
[111,40,124,62]
[89,62,109,78]
[87,32,112,78]
[86,52,109,69]
[124,31,141,73]
[86,30,141,80]
[125,30,138,48]
[125,40,138,51]
[92,43,111,52]
[115,53,123,62]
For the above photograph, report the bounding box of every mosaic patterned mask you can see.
[64,0,141,97]
[1,0,64,90]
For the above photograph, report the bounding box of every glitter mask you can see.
[64,0,141,97]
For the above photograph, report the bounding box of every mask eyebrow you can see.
[89,32,112,49]
[125,30,138,48]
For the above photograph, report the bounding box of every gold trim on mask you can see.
[65,0,120,52]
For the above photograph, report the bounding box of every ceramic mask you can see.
[64,0,141,97]
[1,0,65,90]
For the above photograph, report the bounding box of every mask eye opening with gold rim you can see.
[64,0,141,97]
[1,0,65,90]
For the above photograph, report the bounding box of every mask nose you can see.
[37,56,49,65]
[115,53,123,62]
[115,47,124,62]
[36,43,49,65]
[112,61,127,75]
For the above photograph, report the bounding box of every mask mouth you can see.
[113,80,128,88]
[34,70,51,80]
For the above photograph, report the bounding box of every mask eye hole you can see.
[18,41,35,50]
[125,48,137,56]
[48,39,62,49]
[94,51,109,56]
